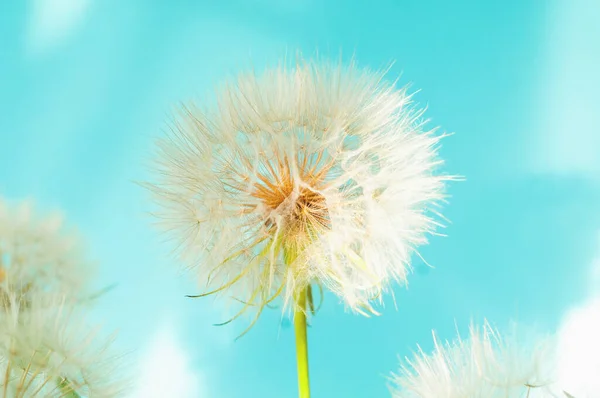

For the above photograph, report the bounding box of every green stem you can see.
[294,287,311,398]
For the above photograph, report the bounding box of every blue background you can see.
[1,1,599,397]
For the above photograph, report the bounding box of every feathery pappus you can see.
[390,320,571,398]
[146,56,454,333]
[0,291,129,397]
[0,197,94,302]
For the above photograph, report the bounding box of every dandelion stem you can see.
[294,287,311,398]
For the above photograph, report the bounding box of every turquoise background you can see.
[1,1,599,397]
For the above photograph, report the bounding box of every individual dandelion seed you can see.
[0,291,129,397]
[0,197,109,305]
[389,320,570,398]
[145,55,454,397]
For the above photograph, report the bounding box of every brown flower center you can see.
[251,153,331,239]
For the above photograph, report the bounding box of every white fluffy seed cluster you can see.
[147,58,452,318]
[390,321,566,398]
[0,294,127,397]
[0,197,127,397]
[0,198,92,298]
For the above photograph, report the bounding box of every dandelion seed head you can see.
[0,197,93,301]
[0,292,129,397]
[147,57,453,321]
[390,321,562,398]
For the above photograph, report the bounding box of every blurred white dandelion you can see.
[0,197,94,301]
[0,291,129,397]
[389,320,568,398]
[146,56,453,329]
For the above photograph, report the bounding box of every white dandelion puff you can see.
[0,197,94,301]
[0,291,129,397]
[146,56,454,330]
[390,321,567,398]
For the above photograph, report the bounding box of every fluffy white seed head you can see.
[0,197,94,301]
[147,57,452,321]
[0,291,129,397]
[390,321,565,398]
